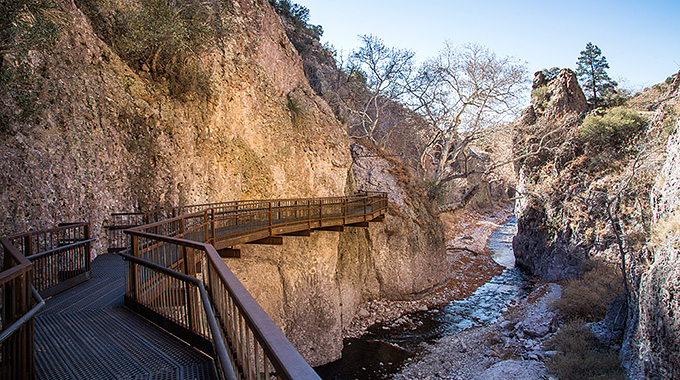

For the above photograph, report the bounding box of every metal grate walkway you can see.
[35,254,217,380]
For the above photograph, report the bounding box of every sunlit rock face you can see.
[512,69,590,281]
[0,0,448,366]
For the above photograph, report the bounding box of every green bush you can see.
[531,86,548,108]
[269,0,323,40]
[0,0,60,129]
[78,0,231,101]
[579,106,646,151]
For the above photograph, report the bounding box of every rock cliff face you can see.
[623,118,680,379]
[512,69,590,280]
[0,0,448,366]
[513,67,680,377]
[0,0,350,247]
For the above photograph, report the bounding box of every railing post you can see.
[211,209,216,245]
[319,200,323,227]
[342,198,346,225]
[179,217,185,239]
[204,210,209,244]
[130,235,139,298]
[363,196,367,222]
[268,201,273,236]
[84,223,91,273]
[24,233,33,257]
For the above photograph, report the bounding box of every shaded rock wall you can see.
[623,119,680,379]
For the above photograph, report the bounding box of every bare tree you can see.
[408,43,528,185]
[345,35,415,145]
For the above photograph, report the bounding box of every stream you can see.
[316,216,533,379]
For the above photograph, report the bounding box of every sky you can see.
[296,0,680,91]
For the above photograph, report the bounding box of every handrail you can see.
[0,287,45,343]
[119,252,237,380]
[25,237,96,260]
[123,192,388,379]
[1,238,39,380]
[4,223,93,296]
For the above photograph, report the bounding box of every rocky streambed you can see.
[316,214,537,379]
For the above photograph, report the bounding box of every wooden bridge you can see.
[0,192,388,380]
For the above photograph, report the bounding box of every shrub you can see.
[579,106,646,151]
[269,0,323,39]
[554,260,624,322]
[545,320,624,380]
[531,86,548,108]
[541,67,560,81]
[82,0,231,101]
[0,0,60,129]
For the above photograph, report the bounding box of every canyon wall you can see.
[513,68,680,377]
[623,118,680,378]
[512,69,590,280]
[0,0,448,366]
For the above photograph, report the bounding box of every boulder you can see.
[472,360,549,380]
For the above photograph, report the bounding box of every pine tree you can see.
[576,42,617,105]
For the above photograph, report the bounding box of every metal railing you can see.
[5,223,94,297]
[123,192,388,380]
[108,192,387,251]
[0,238,45,380]
[1,223,92,380]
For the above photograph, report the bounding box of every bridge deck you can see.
[34,254,217,380]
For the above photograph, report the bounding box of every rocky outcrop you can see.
[513,67,680,377]
[1,0,449,367]
[623,118,680,379]
[0,0,350,248]
[512,69,590,280]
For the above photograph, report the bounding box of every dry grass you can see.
[650,207,680,248]
[554,260,624,322]
[545,320,624,380]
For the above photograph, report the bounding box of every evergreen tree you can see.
[576,42,617,105]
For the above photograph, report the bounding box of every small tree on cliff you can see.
[408,43,528,185]
[576,42,617,106]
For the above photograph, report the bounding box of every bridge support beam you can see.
[247,237,283,245]
[314,226,344,232]
[346,222,370,228]
[277,230,311,237]
[218,247,241,258]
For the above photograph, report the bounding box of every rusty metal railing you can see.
[123,192,388,380]
[5,223,94,297]
[0,238,44,380]
[107,192,387,251]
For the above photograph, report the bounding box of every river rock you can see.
[472,359,549,380]
[357,308,370,318]
[519,311,558,338]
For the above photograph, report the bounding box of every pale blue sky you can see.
[297,0,680,90]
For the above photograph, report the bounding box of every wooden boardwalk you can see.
[34,254,217,380]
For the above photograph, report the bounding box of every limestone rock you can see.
[512,69,591,281]
[471,360,549,380]
[519,311,558,338]
[624,118,680,379]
